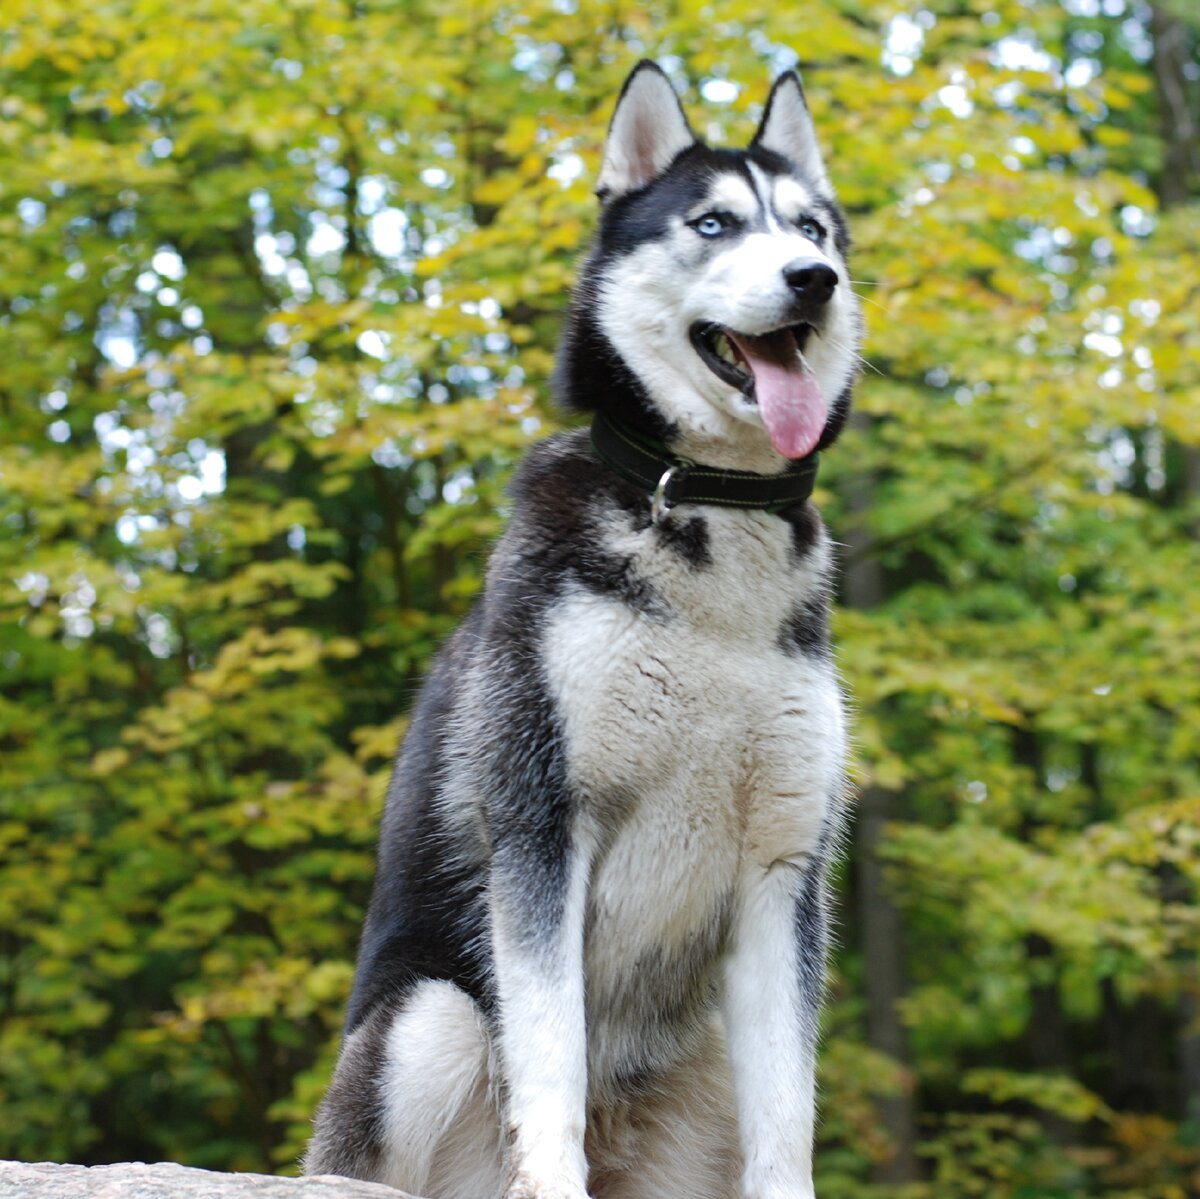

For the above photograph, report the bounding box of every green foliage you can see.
[1,0,1197,1191]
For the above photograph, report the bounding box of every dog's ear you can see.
[597,61,696,202]
[751,72,832,196]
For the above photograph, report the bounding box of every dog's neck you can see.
[668,416,793,476]
[590,410,821,521]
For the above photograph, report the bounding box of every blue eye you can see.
[798,218,825,242]
[693,214,727,238]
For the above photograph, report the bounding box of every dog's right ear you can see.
[596,61,696,202]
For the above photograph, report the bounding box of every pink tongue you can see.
[727,330,826,459]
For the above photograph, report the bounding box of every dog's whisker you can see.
[817,332,884,377]
[850,290,889,314]
[850,353,885,377]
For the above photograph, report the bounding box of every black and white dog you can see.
[306,61,862,1199]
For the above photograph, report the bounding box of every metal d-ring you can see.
[651,464,687,525]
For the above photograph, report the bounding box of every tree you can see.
[1,0,1197,1190]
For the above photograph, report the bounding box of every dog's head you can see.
[559,62,862,471]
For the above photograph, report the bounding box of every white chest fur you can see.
[541,506,846,1080]
[544,508,845,854]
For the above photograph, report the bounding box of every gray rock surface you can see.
[0,1162,419,1198]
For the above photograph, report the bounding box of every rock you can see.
[0,1161,420,1198]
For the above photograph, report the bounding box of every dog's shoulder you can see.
[478,428,667,618]
[505,427,641,542]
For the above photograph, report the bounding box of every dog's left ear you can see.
[751,72,832,196]
[597,61,697,202]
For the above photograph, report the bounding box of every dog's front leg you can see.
[490,829,593,1199]
[723,855,829,1199]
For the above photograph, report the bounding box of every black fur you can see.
[780,499,824,560]
[791,816,843,1034]
[791,859,831,1033]
[778,595,831,659]
[346,615,495,1027]
[305,1004,390,1177]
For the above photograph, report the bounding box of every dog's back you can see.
[307,62,861,1199]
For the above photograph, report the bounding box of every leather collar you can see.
[590,410,820,523]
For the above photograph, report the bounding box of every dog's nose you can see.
[783,259,838,305]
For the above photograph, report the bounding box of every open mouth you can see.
[690,321,815,397]
[688,321,827,460]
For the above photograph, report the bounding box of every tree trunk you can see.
[842,411,920,1182]
[854,783,920,1181]
[1150,5,1198,208]
[1149,2,1200,1124]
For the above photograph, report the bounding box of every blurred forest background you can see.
[1,0,1198,1194]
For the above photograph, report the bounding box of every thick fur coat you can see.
[306,61,863,1199]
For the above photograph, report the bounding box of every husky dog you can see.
[306,61,862,1199]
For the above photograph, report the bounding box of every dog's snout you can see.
[783,259,838,305]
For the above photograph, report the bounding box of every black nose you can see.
[783,259,838,305]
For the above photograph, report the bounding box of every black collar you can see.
[590,410,820,523]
